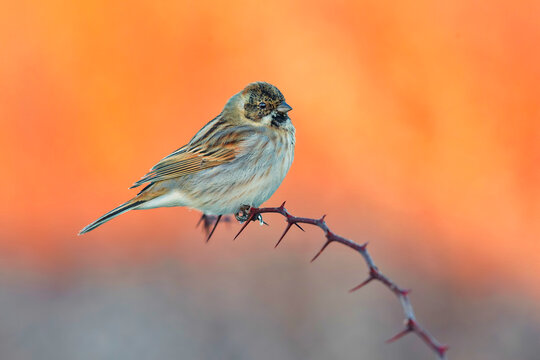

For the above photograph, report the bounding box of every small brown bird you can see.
[79,82,295,234]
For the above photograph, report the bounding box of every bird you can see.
[79,82,295,235]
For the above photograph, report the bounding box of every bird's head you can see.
[226,82,293,128]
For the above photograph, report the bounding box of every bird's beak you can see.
[277,101,293,113]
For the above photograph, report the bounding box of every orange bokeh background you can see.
[1,0,538,291]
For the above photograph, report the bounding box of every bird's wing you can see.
[130,125,251,188]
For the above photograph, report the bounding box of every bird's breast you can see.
[176,127,295,215]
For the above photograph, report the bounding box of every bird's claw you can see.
[235,206,267,226]
[235,205,251,222]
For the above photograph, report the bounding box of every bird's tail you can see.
[79,198,146,235]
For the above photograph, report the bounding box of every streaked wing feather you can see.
[130,125,247,188]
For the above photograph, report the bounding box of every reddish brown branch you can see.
[232,202,448,359]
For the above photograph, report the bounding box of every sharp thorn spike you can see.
[233,213,255,240]
[385,328,411,343]
[275,223,292,248]
[293,223,305,232]
[349,277,374,292]
[311,240,332,262]
[280,201,286,209]
[206,215,222,243]
[196,214,205,228]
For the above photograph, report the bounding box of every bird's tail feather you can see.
[79,199,145,235]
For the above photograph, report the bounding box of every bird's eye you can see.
[258,102,266,109]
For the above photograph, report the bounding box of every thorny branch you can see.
[199,202,448,359]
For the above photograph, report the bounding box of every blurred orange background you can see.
[0,1,539,359]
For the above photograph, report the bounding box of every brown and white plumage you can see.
[79,82,295,234]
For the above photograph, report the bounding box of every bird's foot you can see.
[235,205,251,222]
[235,205,267,226]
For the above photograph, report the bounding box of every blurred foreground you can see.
[1,223,539,360]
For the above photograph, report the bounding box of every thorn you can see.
[206,215,222,243]
[198,214,215,235]
[311,240,332,262]
[293,223,305,232]
[196,214,205,228]
[275,223,293,248]
[399,288,412,296]
[436,345,449,357]
[360,241,369,250]
[279,201,286,209]
[385,327,412,344]
[318,214,326,225]
[349,276,374,292]
[233,212,255,240]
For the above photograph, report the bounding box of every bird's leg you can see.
[235,205,267,225]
